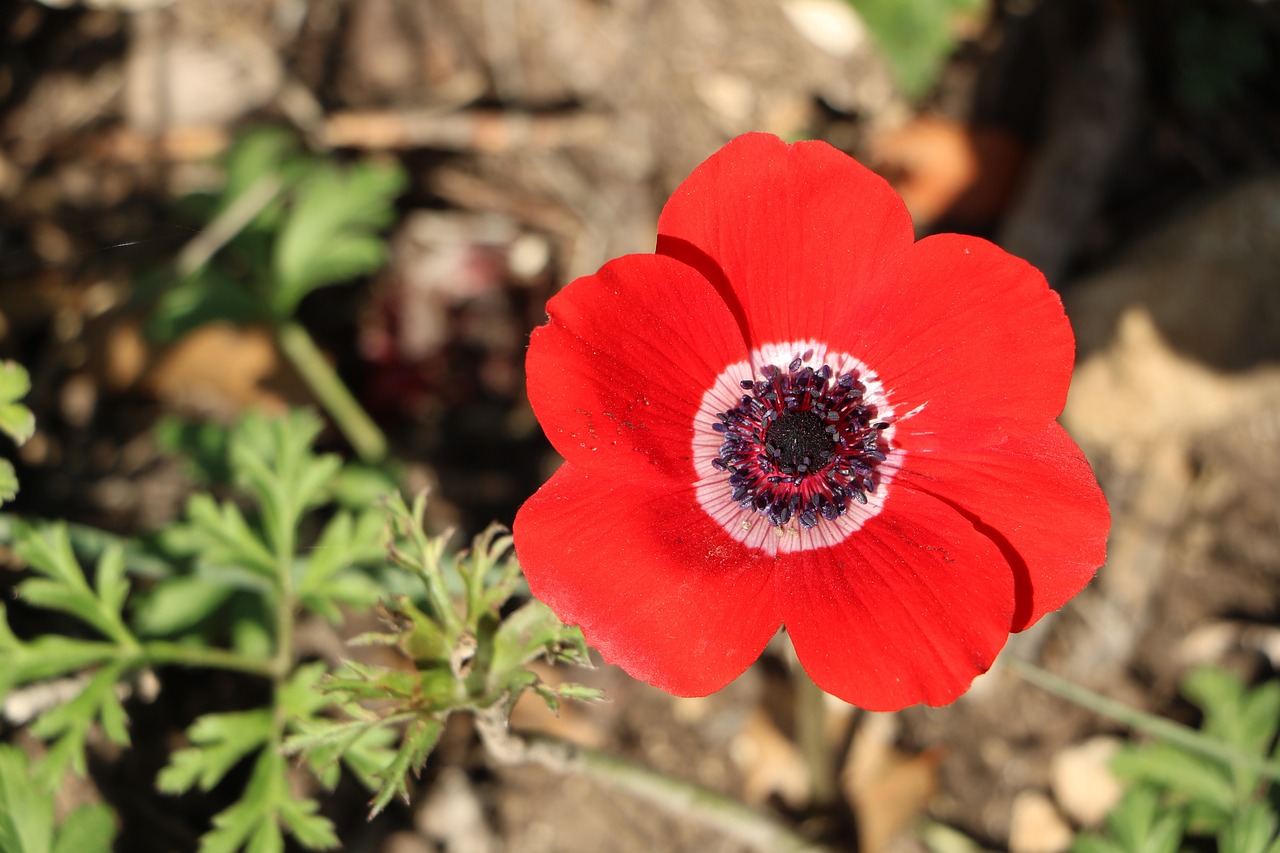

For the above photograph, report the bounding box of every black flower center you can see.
[710,353,890,530]
[764,410,836,474]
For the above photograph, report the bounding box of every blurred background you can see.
[0,0,1278,850]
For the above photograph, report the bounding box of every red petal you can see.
[777,487,1015,711]
[513,464,780,696]
[656,133,915,349]
[834,233,1075,450]
[896,422,1110,631]
[528,254,747,480]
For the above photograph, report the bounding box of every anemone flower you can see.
[513,133,1109,711]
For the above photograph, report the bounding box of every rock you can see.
[1058,175,1280,681]
[124,4,284,131]
[417,767,499,853]
[1068,177,1280,370]
[1051,737,1124,827]
[1009,791,1073,853]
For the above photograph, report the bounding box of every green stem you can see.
[474,706,826,853]
[271,513,298,685]
[175,174,283,278]
[794,664,838,807]
[570,741,825,852]
[266,510,299,758]
[276,321,387,465]
[141,642,277,679]
[1007,657,1280,783]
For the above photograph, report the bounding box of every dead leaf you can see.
[844,713,942,853]
[729,708,809,809]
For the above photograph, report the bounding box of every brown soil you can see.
[2,0,1279,851]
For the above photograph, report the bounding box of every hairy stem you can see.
[142,642,277,678]
[794,664,838,807]
[1008,657,1280,783]
[475,705,828,853]
[175,174,283,278]
[277,320,387,465]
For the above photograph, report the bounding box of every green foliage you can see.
[1075,667,1280,853]
[0,410,396,851]
[0,361,35,505]
[845,0,986,99]
[0,745,117,853]
[136,410,383,637]
[146,128,406,342]
[3,405,600,850]
[156,664,396,853]
[285,492,601,816]
[153,415,233,485]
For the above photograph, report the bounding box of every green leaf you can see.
[319,660,429,705]
[1113,741,1236,816]
[490,598,590,691]
[367,595,451,668]
[145,266,264,344]
[157,709,274,795]
[51,805,117,853]
[228,410,341,560]
[0,361,35,446]
[285,715,400,793]
[13,523,134,646]
[0,747,117,853]
[296,509,385,622]
[229,606,274,660]
[197,750,338,853]
[455,524,523,624]
[1220,803,1280,853]
[0,516,173,581]
[0,459,19,505]
[271,160,405,317]
[181,494,278,583]
[368,718,444,817]
[1180,667,1280,802]
[1234,681,1280,754]
[278,663,401,793]
[382,492,464,638]
[0,627,121,697]
[1072,836,1126,853]
[1103,784,1186,853]
[94,545,129,621]
[154,416,233,485]
[0,744,54,853]
[215,127,306,238]
[1142,812,1187,853]
[845,0,985,98]
[277,662,330,720]
[328,464,398,510]
[131,576,236,637]
[29,662,132,784]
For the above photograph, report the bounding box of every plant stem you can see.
[142,642,277,678]
[475,705,827,853]
[276,320,387,465]
[175,174,283,278]
[1007,657,1280,783]
[794,663,839,808]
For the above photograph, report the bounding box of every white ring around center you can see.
[692,339,904,556]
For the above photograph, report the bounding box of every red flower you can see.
[513,133,1109,711]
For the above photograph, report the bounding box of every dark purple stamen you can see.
[712,358,890,530]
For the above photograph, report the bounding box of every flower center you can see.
[765,410,836,474]
[710,356,889,531]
